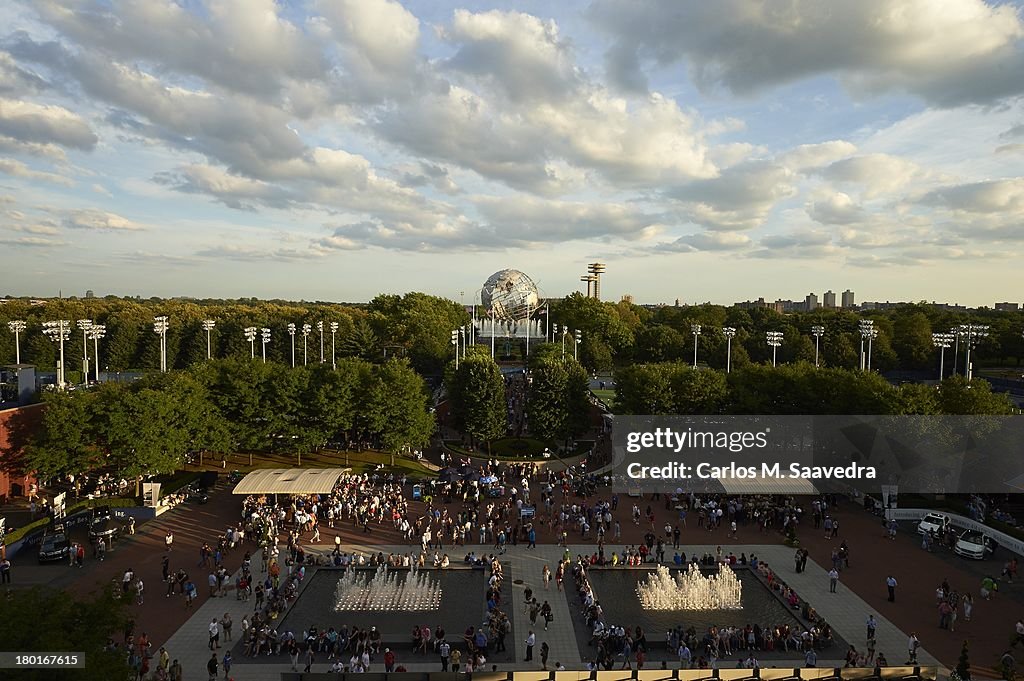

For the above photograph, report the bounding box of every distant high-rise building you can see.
[805,293,818,311]
[842,289,855,308]
[994,302,1020,311]
[823,290,836,308]
[621,294,634,304]
[674,298,680,307]
[85,289,95,299]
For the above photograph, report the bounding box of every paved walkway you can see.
[162,543,935,680]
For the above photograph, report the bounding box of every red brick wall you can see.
[0,403,42,501]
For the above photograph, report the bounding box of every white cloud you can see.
[820,154,927,199]
[781,140,858,171]
[669,161,796,230]
[0,98,97,150]
[657,232,751,252]
[590,0,1024,106]
[0,157,72,185]
[63,209,145,231]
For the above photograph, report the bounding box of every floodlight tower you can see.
[202,319,216,359]
[858,319,875,371]
[301,324,311,366]
[42,320,71,388]
[587,262,606,300]
[811,325,825,368]
[287,323,297,367]
[691,324,702,368]
[766,331,784,367]
[77,319,93,382]
[317,321,325,363]
[260,328,271,363]
[722,327,736,373]
[451,329,460,370]
[244,327,257,359]
[153,316,169,372]
[960,324,990,381]
[931,332,955,380]
[7,320,26,364]
[330,321,339,369]
[87,324,106,383]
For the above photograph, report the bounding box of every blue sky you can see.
[1,0,1023,305]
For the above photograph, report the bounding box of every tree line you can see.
[614,362,1017,415]
[0,292,469,376]
[24,356,434,484]
[551,293,1024,373]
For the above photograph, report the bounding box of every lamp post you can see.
[7,320,26,364]
[932,332,955,381]
[87,325,106,383]
[691,324,702,368]
[77,319,93,382]
[960,324,990,381]
[287,323,296,367]
[244,327,257,359]
[560,325,568,361]
[330,321,339,369]
[301,324,311,365]
[574,329,582,361]
[858,319,875,371]
[261,328,271,363]
[766,331,783,367]
[317,321,325,363]
[722,327,736,373]
[202,319,216,359]
[42,320,71,388]
[153,316,169,372]
[811,325,825,368]
[451,329,459,370]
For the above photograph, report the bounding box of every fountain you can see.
[334,565,443,612]
[636,564,742,610]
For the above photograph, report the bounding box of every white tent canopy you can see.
[232,468,351,495]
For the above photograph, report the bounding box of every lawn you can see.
[591,388,616,409]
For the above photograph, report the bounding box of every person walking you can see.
[222,651,232,679]
[136,578,144,605]
[439,641,450,671]
[542,565,551,589]
[208,618,220,650]
[206,653,218,681]
[540,641,549,670]
[0,557,10,584]
[907,633,920,664]
[829,568,839,593]
[165,531,174,551]
[525,631,535,661]
[450,648,462,673]
[887,575,898,602]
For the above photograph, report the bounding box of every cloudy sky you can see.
[1,0,1023,305]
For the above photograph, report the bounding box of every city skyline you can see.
[1,1,1023,305]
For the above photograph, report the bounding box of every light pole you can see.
[202,319,216,359]
[301,324,311,365]
[244,327,257,359]
[460,326,467,358]
[560,325,569,361]
[858,319,875,371]
[722,327,736,373]
[691,324,702,368]
[287,323,296,367]
[7,320,26,364]
[766,331,783,367]
[490,310,496,359]
[451,329,459,370]
[153,316,169,372]
[574,329,581,361]
[330,321,338,369]
[811,325,825,368]
[317,321,325,363]
[87,325,106,383]
[42,320,70,388]
[960,323,990,381]
[932,332,955,381]
[77,319,93,382]
[261,328,271,363]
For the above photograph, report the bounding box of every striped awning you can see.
[232,468,351,495]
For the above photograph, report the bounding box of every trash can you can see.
[412,485,422,501]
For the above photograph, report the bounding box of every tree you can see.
[0,586,131,681]
[938,376,1015,415]
[365,359,435,461]
[953,639,971,681]
[341,319,380,361]
[447,353,507,453]
[24,391,98,482]
[529,356,590,444]
[893,312,934,370]
[665,365,729,414]
[614,364,674,415]
[633,325,685,363]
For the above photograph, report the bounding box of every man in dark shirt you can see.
[206,653,218,681]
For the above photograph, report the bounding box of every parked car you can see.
[954,530,998,559]
[38,524,70,563]
[88,506,121,541]
[917,512,951,536]
[187,484,209,504]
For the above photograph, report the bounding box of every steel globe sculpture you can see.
[481,269,540,321]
